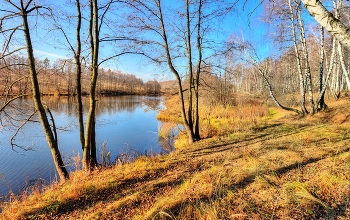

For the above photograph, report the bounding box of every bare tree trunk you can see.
[315,38,337,108]
[185,0,194,136]
[289,0,308,114]
[318,25,327,110]
[157,0,194,144]
[330,60,341,98]
[296,1,315,114]
[83,0,99,170]
[338,42,350,90]
[91,114,97,166]
[329,0,344,99]
[74,0,85,150]
[193,0,203,140]
[20,2,69,180]
[334,0,350,90]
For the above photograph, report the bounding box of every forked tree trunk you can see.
[83,0,99,170]
[157,0,194,144]
[193,0,203,140]
[288,0,308,114]
[296,2,315,114]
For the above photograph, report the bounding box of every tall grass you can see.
[168,94,270,149]
[1,97,350,219]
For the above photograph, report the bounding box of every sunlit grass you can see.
[1,97,350,219]
[157,94,270,139]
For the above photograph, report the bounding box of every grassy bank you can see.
[1,97,349,219]
[157,95,270,150]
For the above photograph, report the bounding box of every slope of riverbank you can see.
[1,98,350,219]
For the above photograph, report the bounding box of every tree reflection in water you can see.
[0,95,180,197]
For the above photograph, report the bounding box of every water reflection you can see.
[0,95,178,198]
[37,96,159,116]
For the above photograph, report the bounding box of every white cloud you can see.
[34,50,67,59]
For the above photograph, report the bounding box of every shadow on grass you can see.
[167,147,350,218]
[181,122,312,158]
[22,121,350,219]
[228,138,349,191]
[22,165,183,219]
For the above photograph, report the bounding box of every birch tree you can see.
[333,0,350,90]
[301,0,350,47]
[288,0,308,114]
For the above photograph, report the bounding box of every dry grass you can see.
[161,94,270,150]
[1,96,350,219]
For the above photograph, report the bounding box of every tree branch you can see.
[10,110,36,151]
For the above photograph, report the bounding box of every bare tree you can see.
[0,0,69,181]
[243,43,302,114]
[82,0,130,170]
[288,0,309,114]
[56,0,85,152]
[122,0,235,144]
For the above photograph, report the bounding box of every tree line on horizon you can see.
[1,0,350,183]
[0,56,161,96]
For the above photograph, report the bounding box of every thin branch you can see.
[1,75,29,107]
[10,110,36,151]
[4,0,21,11]
[24,0,34,10]
[2,26,23,53]
[56,26,76,56]
[46,106,58,146]
[98,0,113,33]
[98,51,162,66]
[0,94,28,112]
[0,47,26,60]
[0,63,28,70]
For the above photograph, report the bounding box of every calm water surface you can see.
[0,96,176,197]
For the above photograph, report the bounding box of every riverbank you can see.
[157,95,270,150]
[1,97,349,219]
[0,95,166,198]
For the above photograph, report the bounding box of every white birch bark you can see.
[337,42,350,89]
[301,0,350,47]
[296,1,315,113]
[289,0,308,114]
[333,0,350,90]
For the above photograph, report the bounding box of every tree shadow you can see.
[22,160,196,219]
[21,121,350,218]
[166,146,350,218]
[180,122,312,158]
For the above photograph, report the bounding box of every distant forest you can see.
[1,0,350,179]
[0,57,161,96]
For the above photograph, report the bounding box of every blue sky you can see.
[2,0,269,82]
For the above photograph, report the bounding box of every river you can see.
[0,96,177,197]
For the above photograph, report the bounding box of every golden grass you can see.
[1,97,350,219]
